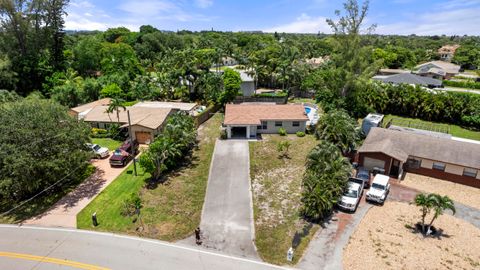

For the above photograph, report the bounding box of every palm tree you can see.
[105,97,126,124]
[301,141,352,220]
[315,109,359,155]
[427,194,455,234]
[414,193,434,233]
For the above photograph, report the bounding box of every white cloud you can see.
[263,13,331,33]
[195,0,213,8]
[65,0,213,31]
[377,8,480,35]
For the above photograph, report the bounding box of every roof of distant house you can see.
[358,128,480,169]
[133,101,197,111]
[70,98,111,114]
[373,73,442,87]
[415,61,460,74]
[224,103,308,125]
[438,44,460,54]
[83,106,173,130]
[378,68,411,75]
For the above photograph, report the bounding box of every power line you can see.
[0,163,88,217]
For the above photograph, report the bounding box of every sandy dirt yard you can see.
[402,173,480,210]
[343,202,480,270]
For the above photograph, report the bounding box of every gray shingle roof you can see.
[373,73,442,87]
[359,128,480,169]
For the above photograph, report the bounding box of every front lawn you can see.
[382,114,480,141]
[77,113,223,241]
[90,138,123,151]
[250,134,319,265]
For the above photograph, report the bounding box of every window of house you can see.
[407,158,422,169]
[261,121,267,129]
[463,168,478,178]
[292,121,300,127]
[275,121,282,127]
[257,125,262,130]
[432,162,446,171]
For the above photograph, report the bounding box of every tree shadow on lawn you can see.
[144,151,200,190]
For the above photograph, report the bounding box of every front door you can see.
[390,160,400,177]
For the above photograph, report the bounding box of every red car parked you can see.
[109,140,139,167]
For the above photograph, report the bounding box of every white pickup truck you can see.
[338,181,363,212]
[366,174,390,204]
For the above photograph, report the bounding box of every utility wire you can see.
[0,163,87,217]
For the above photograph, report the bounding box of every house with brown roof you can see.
[69,98,111,119]
[414,61,461,80]
[357,128,480,188]
[83,106,176,144]
[437,44,460,62]
[224,103,308,139]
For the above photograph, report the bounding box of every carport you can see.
[226,125,252,139]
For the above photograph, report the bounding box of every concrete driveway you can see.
[24,153,131,228]
[199,140,258,259]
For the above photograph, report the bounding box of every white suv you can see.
[366,174,390,204]
[86,143,109,159]
[338,182,362,212]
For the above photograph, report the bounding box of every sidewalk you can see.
[24,154,130,228]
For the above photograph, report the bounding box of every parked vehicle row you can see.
[337,168,391,213]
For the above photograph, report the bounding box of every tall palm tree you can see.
[414,193,434,233]
[105,97,126,124]
[427,194,455,233]
[301,141,352,220]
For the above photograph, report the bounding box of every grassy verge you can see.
[250,134,319,265]
[0,165,95,223]
[78,113,223,241]
[383,114,480,141]
[91,138,123,151]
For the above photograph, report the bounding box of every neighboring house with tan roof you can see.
[224,103,308,139]
[83,106,176,144]
[414,60,461,80]
[357,127,480,188]
[69,98,111,119]
[437,44,460,62]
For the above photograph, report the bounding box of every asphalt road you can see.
[0,225,288,270]
[200,140,258,259]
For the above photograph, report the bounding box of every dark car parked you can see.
[109,139,139,167]
[356,167,371,188]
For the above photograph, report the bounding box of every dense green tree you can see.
[301,141,352,220]
[0,97,91,202]
[453,44,480,69]
[220,68,241,104]
[100,83,124,98]
[315,109,360,154]
[139,112,196,180]
[72,35,102,76]
[0,89,20,103]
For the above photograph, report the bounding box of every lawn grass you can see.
[91,138,123,151]
[0,165,95,224]
[250,134,319,265]
[383,114,480,141]
[77,113,223,241]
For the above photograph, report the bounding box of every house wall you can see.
[241,81,255,97]
[406,166,480,188]
[257,120,306,134]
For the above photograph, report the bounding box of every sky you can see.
[65,0,480,35]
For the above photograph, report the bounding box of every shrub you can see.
[278,128,287,136]
[220,129,228,140]
[296,131,306,137]
[121,193,142,217]
[91,128,109,138]
[443,80,480,90]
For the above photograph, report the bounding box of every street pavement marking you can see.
[0,252,110,270]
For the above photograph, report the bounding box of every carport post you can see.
[127,110,138,176]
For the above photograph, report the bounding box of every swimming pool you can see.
[305,107,311,114]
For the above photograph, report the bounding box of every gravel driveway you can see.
[199,140,258,259]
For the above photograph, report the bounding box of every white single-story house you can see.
[223,103,308,139]
[83,106,176,144]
